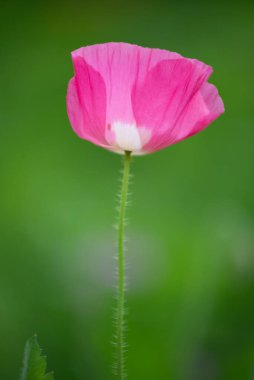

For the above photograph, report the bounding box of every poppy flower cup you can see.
[67,42,224,155]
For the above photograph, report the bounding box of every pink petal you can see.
[131,57,212,143]
[144,82,224,152]
[72,43,183,128]
[181,82,224,139]
[67,55,109,147]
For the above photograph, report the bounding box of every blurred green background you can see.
[1,0,254,379]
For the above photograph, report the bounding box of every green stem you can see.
[116,150,131,379]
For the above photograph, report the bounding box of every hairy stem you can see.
[116,150,131,379]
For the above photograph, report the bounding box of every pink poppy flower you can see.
[67,42,224,155]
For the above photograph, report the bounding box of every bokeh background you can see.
[1,0,254,379]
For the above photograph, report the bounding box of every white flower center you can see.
[112,122,142,151]
[111,122,151,153]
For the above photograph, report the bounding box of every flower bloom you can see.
[67,42,224,155]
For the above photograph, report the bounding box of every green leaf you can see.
[20,335,54,380]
